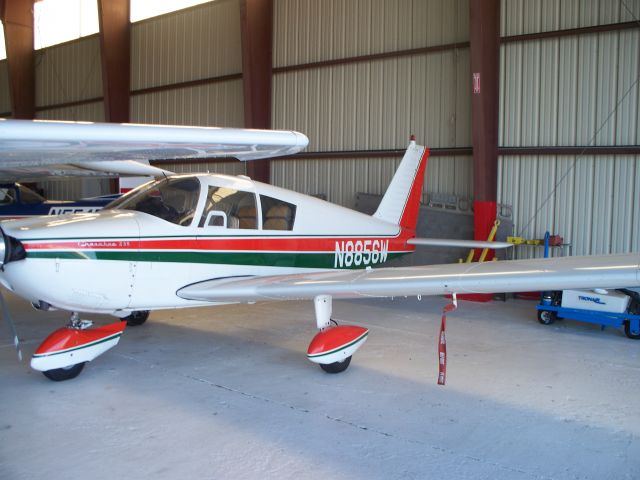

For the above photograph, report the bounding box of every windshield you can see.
[108,177,200,226]
[18,184,46,204]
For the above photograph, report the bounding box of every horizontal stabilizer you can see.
[407,238,513,249]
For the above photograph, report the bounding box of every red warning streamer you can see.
[438,295,458,386]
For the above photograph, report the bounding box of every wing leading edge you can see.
[177,254,640,303]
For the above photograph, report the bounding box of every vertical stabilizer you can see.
[373,140,429,230]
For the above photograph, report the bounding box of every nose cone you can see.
[0,210,141,313]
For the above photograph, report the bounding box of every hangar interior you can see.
[1,0,638,256]
[1,2,640,479]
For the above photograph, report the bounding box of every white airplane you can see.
[0,119,638,382]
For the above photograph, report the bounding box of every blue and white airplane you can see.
[0,182,120,219]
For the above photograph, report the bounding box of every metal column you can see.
[97,0,130,123]
[1,0,35,119]
[469,0,500,250]
[240,0,273,183]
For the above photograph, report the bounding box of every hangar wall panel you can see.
[498,155,640,256]
[0,60,10,114]
[271,155,472,209]
[273,49,471,152]
[274,0,469,67]
[131,0,242,91]
[35,101,105,122]
[501,0,640,36]
[130,79,243,126]
[35,35,102,108]
[158,161,246,176]
[500,29,640,147]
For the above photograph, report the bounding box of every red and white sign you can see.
[473,72,481,94]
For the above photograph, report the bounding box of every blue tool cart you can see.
[536,289,640,339]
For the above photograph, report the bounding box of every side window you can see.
[260,195,296,231]
[198,187,257,229]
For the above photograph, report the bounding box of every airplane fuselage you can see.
[0,174,415,316]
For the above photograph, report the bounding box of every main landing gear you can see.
[31,312,126,381]
[122,310,150,326]
[306,295,369,374]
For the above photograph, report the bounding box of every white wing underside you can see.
[0,160,170,181]
[177,254,640,303]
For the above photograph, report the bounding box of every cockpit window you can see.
[199,186,257,229]
[108,177,200,226]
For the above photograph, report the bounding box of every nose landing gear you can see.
[31,313,126,381]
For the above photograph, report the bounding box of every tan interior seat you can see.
[263,205,292,230]
[237,206,257,229]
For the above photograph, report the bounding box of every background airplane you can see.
[0,182,120,219]
[0,120,637,383]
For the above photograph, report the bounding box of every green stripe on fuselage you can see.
[26,250,407,269]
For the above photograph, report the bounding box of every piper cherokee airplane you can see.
[0,119,638,382]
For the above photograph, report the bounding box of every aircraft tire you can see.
[123,310,150,326]
[537,310,557,325]
[42,362,86,381]
[319,356,352,374]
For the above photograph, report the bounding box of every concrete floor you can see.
[1,291,640,480]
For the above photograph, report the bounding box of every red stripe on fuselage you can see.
[23,234,416,253]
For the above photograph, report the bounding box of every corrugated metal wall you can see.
[499,155,640,255]
[158,161,246,177]
[35,34,103,109]
[501,0,640,36]
[130,0,243,127]
[131,0,241,91]
[500,30,640,147]
[499,8,640,255]
[272,0,472,209]
[0,60,10,114]
[36,101,104,122]
[273,0,469,67]
[272,154,473,207]
[131,79,243,126]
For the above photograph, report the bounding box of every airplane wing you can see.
[0,160,171,182]
[0,119,309,167]
[177,254,640,303]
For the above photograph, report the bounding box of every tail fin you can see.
[373,140,429,230]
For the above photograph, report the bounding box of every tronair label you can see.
[578,295,606,305]
[334,239,389,268]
